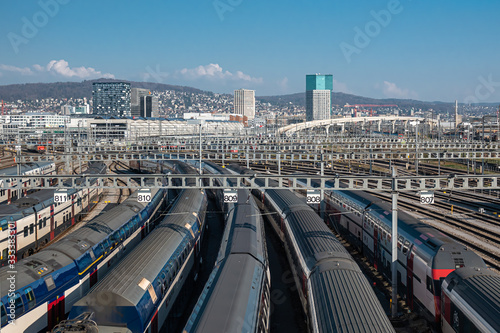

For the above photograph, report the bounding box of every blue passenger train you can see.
[0,174,167,332]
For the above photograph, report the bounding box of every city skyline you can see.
[0,1,499,103]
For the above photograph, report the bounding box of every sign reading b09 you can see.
[306,190,321,204]
[223,189,238,203]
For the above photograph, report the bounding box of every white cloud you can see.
[277,77,288,91]
[333,79,351,94]
[0,60,114,80]
[178,63,263,84]
[33,64,45,71]
[380,81,417,99]
[46,60,114,79]
[0,64,33,75]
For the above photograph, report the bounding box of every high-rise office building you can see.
[131,88,159,118]
[92,82,131,117]
[140,95,160,118]
[306,74,333,121]
[234,89,255,120]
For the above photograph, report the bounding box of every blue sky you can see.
[0,0,499,103]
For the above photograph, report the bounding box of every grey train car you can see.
[184,161,271,333]
[441,267,500,333]
[230,165,394,333]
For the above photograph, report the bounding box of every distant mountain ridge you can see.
[0,78,472,113]
[257,92,456,112]
[0,78,210,101]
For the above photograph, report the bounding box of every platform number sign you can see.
[223,189,238,203]
[137,189,152,203]
[306,190,321,204]
[420,191,434,205]
[54,190,68,203]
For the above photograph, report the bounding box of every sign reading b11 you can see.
[54,189,68,203]
[420,191,434,205]
[223,189,238,203]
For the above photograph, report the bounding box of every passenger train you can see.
[184,161,271,333]
[231,165,395,333]
[441,266,500,333]
[0,161,55,204]
[300,179,487,325]
[0,174,168,332]
[0,162,105,266]
[63,161,207,333]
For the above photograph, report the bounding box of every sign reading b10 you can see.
[306,190,321,204]
[420,191,434,205]
[137,189,152,203]
[223,189,238,203]
[54,189,68,203]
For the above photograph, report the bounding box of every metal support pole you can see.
[391,166,399,318]
[320,160,325,219]
[199,123,202,176]
[16,147,22,199]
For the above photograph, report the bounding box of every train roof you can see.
[186,254,265,333]
[71,188,206,331]
[443,267,500,332]
[0,189,55,216]
[222,191,265,262]
[0,249,75,296]
[0,161,54,176]
[310,268,395,333]
[43,190,154,260]
[286,208,352,273]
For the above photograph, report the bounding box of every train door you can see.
[71,195,75,226]
[150,310,159,333]
[407,252,415,310]
[89,267,98,288]
[373,226,379,270]
[47,296,65,330]
[50,205,55,240]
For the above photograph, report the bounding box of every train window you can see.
[0,219,7,231]
[13,293,24,316]
[119,228,125,240]
[103,239,111,253]
[24,287,36,309]
[24,226,29,237]
[43,217,47,228]
[45,276,55,291]
[426,276,433,293]
[0,302,6,326]
[124,224,130,237]
[111,231,120,245]
[1,249,7,260]
[30,224,34,235]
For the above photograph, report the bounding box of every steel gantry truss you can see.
[1,174,500,191]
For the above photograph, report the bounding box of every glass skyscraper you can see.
[306,74,333,121]
[92,82,131,117]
